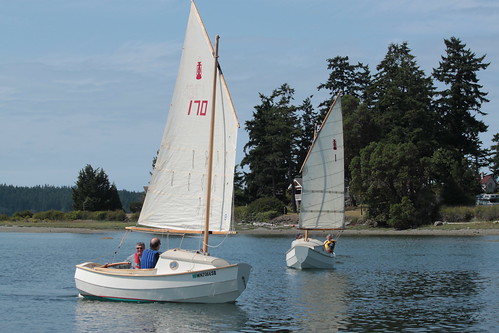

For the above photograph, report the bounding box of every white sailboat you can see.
[75,1,251,303]
[285,93,345,269]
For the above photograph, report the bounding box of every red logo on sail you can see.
[196,61,202,80]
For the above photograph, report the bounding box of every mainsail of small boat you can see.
[75,1,251,303]
[285,93,345,269]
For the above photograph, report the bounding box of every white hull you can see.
[75,248,251,303]
[285,238,335,269]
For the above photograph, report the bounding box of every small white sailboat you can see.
[285,93,345,269]
[75,1,251,303]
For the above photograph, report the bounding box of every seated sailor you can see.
[323,234,336,253]
[140,237,162,268]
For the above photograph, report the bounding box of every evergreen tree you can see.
[241,84,299,202]
[341,95,378,183]
[368,42,436,154]
[350,42,438,227]
[295,96,320,168]
[351,142,436,228]
[433,37,489,159]
[432,37,489,204]
[72,164,123,211]
[317,55,370,115]
[233,165,248,206]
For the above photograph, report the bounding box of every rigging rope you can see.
[111,229,130,262]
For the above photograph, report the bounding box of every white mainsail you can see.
[138,3,239,233]
[75,2,251,303]
[299,95,345,230]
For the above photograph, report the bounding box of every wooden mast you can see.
[203,35,220,253]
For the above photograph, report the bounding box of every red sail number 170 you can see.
[187,100,208,116]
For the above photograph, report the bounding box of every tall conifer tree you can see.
[242,84,299,202]
[432,37,489,204]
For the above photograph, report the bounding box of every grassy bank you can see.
[0,220,130,230]
[2,207,498,233]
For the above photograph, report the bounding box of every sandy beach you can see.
[1,225,499,236]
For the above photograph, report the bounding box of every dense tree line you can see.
[241,37,495,229]
[0,183,142,216]
[0,184,73,216]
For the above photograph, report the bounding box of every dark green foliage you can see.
[13,210,33,219]
[254,210,282,222]
[0,214,8,221]
[351,141,437,226]
[72,164,123,212]
[317,55,371,111]
[433,37,489,159]
[346,38,490,227]
[64,210,126,221]
[0,184,73,216]
[246,197,285,221]
[233,165,249,206]
[342,95,378,183]
[431,37,489,204]
[233,206,248,223]
[429,148,478,205]
[118,190,144,213]
[0,184,142,216]
[33,210,65,220]
[368,42,436,152]
[242,84,300,202]
[388,197,417,229]
[103,210,126,221]
[295,96,320,169]
[128,201,143,214]
[7,209,126,221]
[65,210,84,220]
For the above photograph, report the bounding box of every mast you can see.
[203,35,220,253]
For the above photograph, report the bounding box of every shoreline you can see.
[237,227,499,236]
[1,225,499,236]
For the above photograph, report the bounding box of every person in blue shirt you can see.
[140,237,162,269]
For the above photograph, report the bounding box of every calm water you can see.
[0,231,498,332]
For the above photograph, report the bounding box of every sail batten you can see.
[298,94,345,230]
[137,2,237,233]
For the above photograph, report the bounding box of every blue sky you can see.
[1,0,498,191]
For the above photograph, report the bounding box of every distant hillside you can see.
[0,184,142,216]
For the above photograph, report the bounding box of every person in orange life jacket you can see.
[324,234,336,253]
[126,242,145,269]
[140,238,162,269]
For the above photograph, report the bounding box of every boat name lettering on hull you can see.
[192,270,216,278]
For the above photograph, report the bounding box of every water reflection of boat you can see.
[285,269,349,331]
[74,297,249,332]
